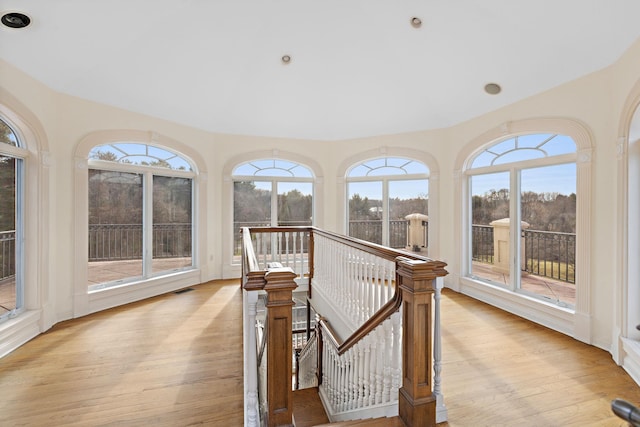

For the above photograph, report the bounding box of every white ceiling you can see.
[1,1,640,140]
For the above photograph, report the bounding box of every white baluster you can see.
[375,326,384,405]
[382,318,392,403]
[368,334,377,406]
[356,341,364,409]
[391,311,402,401]
[433,276,447,423]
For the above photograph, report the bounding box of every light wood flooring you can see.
[0,280,638,426]
[0,279,244,426]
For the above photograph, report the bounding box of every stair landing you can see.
[292,387,330,427]
[292,387,405,427]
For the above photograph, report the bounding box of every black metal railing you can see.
[349,219,428,249]
[472,225,494,264]
[0,230,15,281]
[523,229,575,284]
[88,223,192,261]
[471,224,576,284]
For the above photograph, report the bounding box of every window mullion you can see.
[15,157,24,311]
[271,180,278,226]
[143,172,153,277]
[382,179,389,246]
[511,169,521,292]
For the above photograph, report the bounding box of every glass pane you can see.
[277,182,313,226]
[88,170,143,288]
[541,134,577,156]
[0,156,17,315]
[471,134,577,169]
[470,172,511,286]
[389,179,428,250]
[233,159,313,178]
[152,176,193,274]
[233,181,272,256]
[0,120,17,147]
[494,148,545,165]
[521,164,576,306]
[89,143,193,171]
[348,157,429,177]
[348,181,382,244]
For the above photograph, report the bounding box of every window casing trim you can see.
[74,130,207,317]
[453,118,593,344]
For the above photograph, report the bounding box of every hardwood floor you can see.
[0,280,638,426]
[0,279,244,426]
[439,288,640,426]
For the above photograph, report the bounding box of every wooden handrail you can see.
[241,227,268,290]
[315,254,446,356]
[312,227,432,263]
[318,287,402,355]
[245,226,435,264]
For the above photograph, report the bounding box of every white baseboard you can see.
[622,338,640,386]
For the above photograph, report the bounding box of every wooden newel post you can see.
[264,267,298,427]
[397,257,447,427]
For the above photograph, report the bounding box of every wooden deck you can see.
[0,279,637,425]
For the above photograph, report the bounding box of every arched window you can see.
[87,142,196,291]
[346,157,429,251]
[466,133,577,307]
[0,117,25,321]
[232,159,314,257]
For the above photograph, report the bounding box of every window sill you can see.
[458,276,575,337]
[0,309,41,358]
[87,268,201,315]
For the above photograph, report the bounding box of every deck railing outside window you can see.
[348,219,427,249]
[88,223,191,261]
[0,230,15,281]
[471,225,576,284]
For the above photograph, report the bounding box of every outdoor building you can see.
[1,2,640,425]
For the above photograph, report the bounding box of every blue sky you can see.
[471,163,576,196]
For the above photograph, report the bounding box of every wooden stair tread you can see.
[313,416,405,426]
[292,387,330,427]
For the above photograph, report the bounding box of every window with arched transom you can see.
[346,157,429,251]
[87,142,196,291]
[465,133,577,307]
[232,159,315,258]
[0,117,26,321]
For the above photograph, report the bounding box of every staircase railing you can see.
[242,226,448,427]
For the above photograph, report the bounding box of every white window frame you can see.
[87,158,196,291]
[465,137,576,306]
[346,165,430,249]
[453,119,592,343]
[0,97,49,358]
[616,82,640,385]
[222,151,323,279]
[74,131,207,317]
[338,148,439,257]
[0,120,26,322]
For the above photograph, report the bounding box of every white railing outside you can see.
[318,311,402,421]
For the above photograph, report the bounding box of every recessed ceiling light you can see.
[281,55,291,64]
[410,17,422,28]
[1,12,31,29]
[484,83,502,95]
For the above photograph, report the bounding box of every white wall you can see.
[1,36,640,359]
